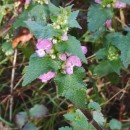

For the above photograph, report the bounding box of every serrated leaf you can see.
[22,54,61,86]
[87,5,113,32]
[106,32,130,68]
[13,10,29,28]
[68,11,81,29]
[56,36,87,63]
[54,67,86,108]
[88,102,101,111]
[15,112,28,128]
[23,122,37,130]
[64,109,90,130]
[29,5,49,25]
[93,111,105,126]
[25,21,57,39]
[94,60,121,76]
[120,0,130,5]
[96,48,107,59]
[59,126,73,130]
[48,2,60,16]
[29,104,48,118]
[109,119,122,130]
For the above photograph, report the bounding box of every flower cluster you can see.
[36,37,87,82]
[95,0,126,9]
[52,9,69,44]
[107,46,119,61]
[59,46,87,75]
[34,5,87,83]
[35,39,53,57]
[34,0,49,5]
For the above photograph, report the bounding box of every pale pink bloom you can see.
[25,0,32,4]
[95,0,101,4]
[61,33,68,41]
[36,49,45,57]
[66,56,82,67]
[36,39,52,53]
[114,0,126,8]
[65,66,73,75]
[59,54,67,61]
[81,46,88,54]
[38,71,56,83]
[105,19,112,29]
[65,56,82,75]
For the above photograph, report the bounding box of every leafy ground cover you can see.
[1,0,130,130]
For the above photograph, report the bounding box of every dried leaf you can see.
[12,33,33,48]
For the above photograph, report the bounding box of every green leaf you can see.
[94,60,121,76]
[56,36,87,63]
[96,48,107,59]
[25,21,57,39]
[29,104,48,118]
[22,54,61,86]
[29,5,49,25]
[109,119,122,130]
[59,126,73,130]
[120,0,130,5]
[0,14,3,24]
[64,109,96,130]
[13,10,29,28]
[54,67,86,108]
[68,11,81,29]
[16,112,28,128]
[106,32,130,68]
[48,2,60,16]
[87,5,113,32]
[93,111,105,126]
[64,110,88,130]
[1,42,14,56]
[23,122,37,130]
[88,102,101,111]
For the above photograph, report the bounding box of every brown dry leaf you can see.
[12,33,33,48]
[0,121,11,130]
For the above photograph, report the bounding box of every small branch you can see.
[87,54,96,60]
[119,9,127,27]
[9,49,17,121]
[101,79,130,106]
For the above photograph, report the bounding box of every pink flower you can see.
[38,71,56,83]
[66,56,82,67]
[105,19,112,29]
[81,46,88,54]
[61,33,68,41]
[65,66,73,75]
[59,54,67,61]
[65,56,82,75]
[36,49,45,58]
[36,39,53,57]
[25,0,31,4]
[114,0,126,8]
[95,0,101,4]
[36,39,52,53]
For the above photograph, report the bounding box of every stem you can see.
[9,49,17,121]
[120,9,126,27]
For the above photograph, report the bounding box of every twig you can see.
[101,79,130,106]
[120,9,126,28]
[9,49,17,121]
[65,0,74,6]
[14,76,24,90]
[87,54,96,60]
